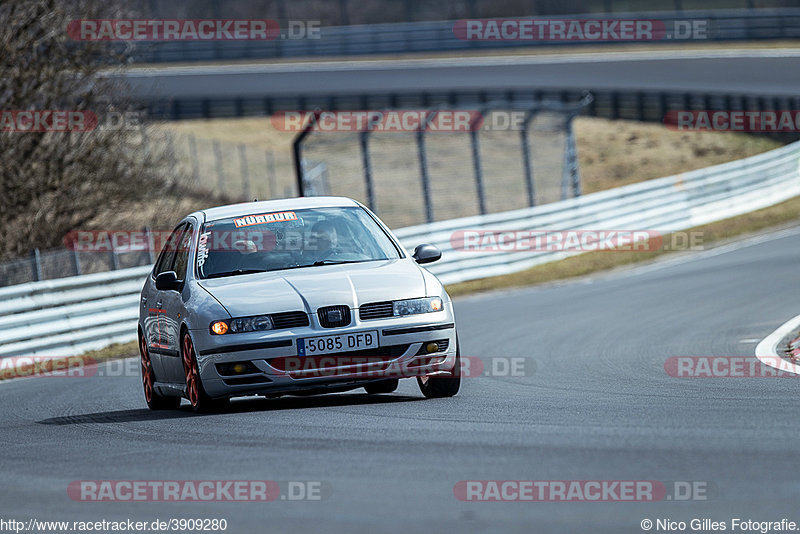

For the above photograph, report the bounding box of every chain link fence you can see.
[0,242,155,288]
[295,100,588,229]
[159,128,308,201]
[0,99,587,287]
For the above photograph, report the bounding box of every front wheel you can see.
[417,338,461,398]
[182,332,229,413]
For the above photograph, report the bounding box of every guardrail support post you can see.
[470,114,487,215]
[238,143,251,200]
[72,248,81,276]
[611,92,619,120]
[359,131,376,211]
[521,110,537,207]
[32,248,42,282]
[637,92,645,121]
[562,114,582,199]
[292,111,321,197]
[416,128,434,223]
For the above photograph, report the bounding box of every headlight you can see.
[393,297,443,316]
[210,315,273,335]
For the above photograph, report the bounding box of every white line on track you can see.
[755,313,800,375]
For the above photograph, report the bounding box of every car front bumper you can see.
[190,304,457,398]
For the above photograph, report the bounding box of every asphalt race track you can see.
[2,226,799,534]
[121,50,800,100]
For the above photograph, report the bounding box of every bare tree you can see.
[0,0,174,260]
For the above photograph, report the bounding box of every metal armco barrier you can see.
[0,266,151,358]
[1,141,799,358]
[139,88,800,126]
[124,9,800,64]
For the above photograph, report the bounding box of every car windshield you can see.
[197,206,402,279]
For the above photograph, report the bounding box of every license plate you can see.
[298,331,379,356]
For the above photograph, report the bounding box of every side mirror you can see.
[412,244,441,265]
[155,271,182,291]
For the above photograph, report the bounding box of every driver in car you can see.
[306,220,339,262]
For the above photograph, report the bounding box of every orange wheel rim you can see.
[182,334,200,407]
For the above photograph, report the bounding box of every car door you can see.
[145,223,186,381]
[159,221,195,383]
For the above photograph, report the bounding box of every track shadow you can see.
[37,393,422,425]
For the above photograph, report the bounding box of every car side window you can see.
[171,223,194,280]
[154,223,186,276]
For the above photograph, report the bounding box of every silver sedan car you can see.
[138,196,459,412]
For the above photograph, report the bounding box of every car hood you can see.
[198,259,427,317]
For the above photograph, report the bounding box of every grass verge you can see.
[446,194,800,297]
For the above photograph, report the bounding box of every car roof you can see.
[197,196,361,222]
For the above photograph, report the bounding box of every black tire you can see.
[364,379,399,394]
[182,331,229,413]
[139,332,181,410]
[417,338,461,398]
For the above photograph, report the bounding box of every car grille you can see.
[317,305,351,328]
[359,301,394,320]
[271,311,310,329]
[267,344,410,372]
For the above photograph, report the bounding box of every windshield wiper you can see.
[312,259,365,266]
[205,269,268,279]
[262,260,368,273]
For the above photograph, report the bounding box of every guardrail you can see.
[142,87,800,126]
[0,266,151,358]
[1,140,798,358]
[127,8,800,63]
